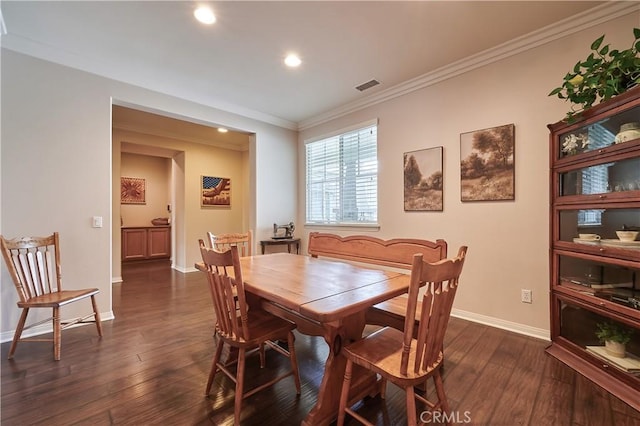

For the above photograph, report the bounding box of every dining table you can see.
[236,252,412,426]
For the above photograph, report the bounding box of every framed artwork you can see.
[201,176,231,207]
[460,124,515,202]
[121,177,146,204]
[404,146,443,211]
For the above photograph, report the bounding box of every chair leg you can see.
[433,368,450,415]
[53,306,61,361]
[380,377,388,399]
[337,359,353,426]
[91,295,103,337]
[287,331,301,394]
[234,348,247,426]
[259,343,265,368]
[8,308,29,359]
[205,341,225,395]
[406,385,417,426]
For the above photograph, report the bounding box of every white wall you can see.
[0,50,297,340]
[298,14,639,338]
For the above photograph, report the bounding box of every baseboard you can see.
[173,265,198,273]
[451,308,550,341]
[0,311,115,343]
[112,276,123,283]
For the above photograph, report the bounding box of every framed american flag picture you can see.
[201,176,231,207]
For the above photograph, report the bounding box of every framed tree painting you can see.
[201,176,231,207]
[121,177,146,204]
[404,146,443,211]
[460,124,515,201]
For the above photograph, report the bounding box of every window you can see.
[578,123,613,226]
[306,121,378,225]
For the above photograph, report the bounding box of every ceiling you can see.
[0,1,618,130]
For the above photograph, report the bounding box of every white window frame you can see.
[305,119,378,228]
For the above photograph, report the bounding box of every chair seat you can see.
[343,326,442,384]
[18,289,99,308]
[217,309,296,348]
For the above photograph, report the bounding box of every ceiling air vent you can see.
[355,79,380,92]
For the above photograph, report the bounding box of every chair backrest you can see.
[198,240,250,341]
[401,246,467,376]
[207,230,253,257]
[1,232,62,303]
[307,232,447,270]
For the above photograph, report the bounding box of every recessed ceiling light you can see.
[194,6,216,25]
[218,128,228,133]
[284,54,302,68]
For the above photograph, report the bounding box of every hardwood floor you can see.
[2,259,639,425]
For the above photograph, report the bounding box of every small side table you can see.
[260,238,301,255]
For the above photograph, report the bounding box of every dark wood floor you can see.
[2,259,639,425]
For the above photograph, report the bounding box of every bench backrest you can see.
[307,232,447,270]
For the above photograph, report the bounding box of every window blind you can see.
[306,123,378,225]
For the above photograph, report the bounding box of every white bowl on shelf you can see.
[616,230,639,242]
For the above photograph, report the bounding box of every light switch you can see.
[92,216,103,228]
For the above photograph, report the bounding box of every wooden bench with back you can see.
[307,232,447,334]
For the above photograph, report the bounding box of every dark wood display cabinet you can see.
[547,86,640,410]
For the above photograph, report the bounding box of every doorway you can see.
[111,103,252,282]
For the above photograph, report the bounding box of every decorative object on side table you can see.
[548,28,640,122]
[595,320,634,358]
[273,222,295,239]
[151,217,170,226]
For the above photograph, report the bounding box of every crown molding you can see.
[298,2,640,131]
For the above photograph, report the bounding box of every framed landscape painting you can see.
[404,146,443,211]
[460,124,515,202]
[201,176,231,207]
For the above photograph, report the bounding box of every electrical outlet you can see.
[92,216,103,228]
[521,289,532,304]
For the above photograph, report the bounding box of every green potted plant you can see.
[595,321,634,358]
[549,28,640,122]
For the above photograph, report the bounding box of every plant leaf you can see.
[591,35,605,51]
[599,45,609,56]
[548,87,563,96]
[633,27,640,39]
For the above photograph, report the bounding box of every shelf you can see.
[549,86,640,408]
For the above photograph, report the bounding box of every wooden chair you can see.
[207,230,252,256]
[197,241,300,425]
[0,232,102,361]
[337,246,468,426]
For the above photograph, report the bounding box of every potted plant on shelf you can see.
[595,321,634,358]
[549,28,640,122]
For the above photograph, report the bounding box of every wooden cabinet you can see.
[547,86,640,410]
[122,226,171,261]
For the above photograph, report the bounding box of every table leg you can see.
[261,243,265,255]
[302,311,378,426]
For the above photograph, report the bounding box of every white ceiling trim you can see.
[298,1,640,131]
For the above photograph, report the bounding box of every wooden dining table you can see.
[237,253,412,426]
